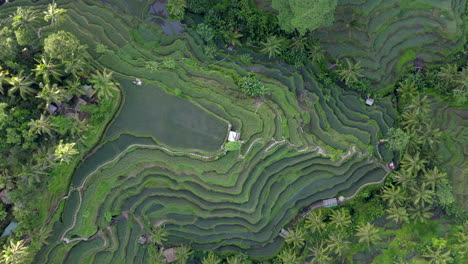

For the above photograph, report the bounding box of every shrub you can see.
[238,73,266,97]
[225,141,241,151]
[196,23,215,42]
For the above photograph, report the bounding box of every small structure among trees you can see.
[228,131,240,142]
[163,248,178,263]
[322,198,338,208]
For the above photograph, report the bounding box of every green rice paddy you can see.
[2,0,459,262]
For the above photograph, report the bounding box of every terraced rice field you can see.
[429,99,468,211]
[0,0,403,261]
[316,0,467,92]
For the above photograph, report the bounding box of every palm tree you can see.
[394,169,417,189]
[43,3,67,30]
[410,182,433,207]
[64,55,87,78]
[408,95,430,116]
[385,205,409,224]
[453,67,467,97]
[406,131,423,155]
[397,80,419,105]
[151,225,168,246]
[305,210,326,234]
[64,78,85,98]
[401,110,427,132]
[424,167,447,190]
[285,227,305,250]
[36,83,66,106]
[28,114,54,136]
[90,69,119,99]
[175,244,192,264]
[277,248,297,264]
[18,164,46,186]
[6,71,35,100]
[308,45,325,64]
[308,242,331,264]
[62,117,88,139]
[422,246,453,264]
[356,223,381,248]
[329,208,352,230]
[337,58,363,85]
[289,35,307,54]
[11,7,39,31]
[438,64,458,86]
[381,184,405,206]
[33,56,63,83]
[202,252,222,264]
[226,254,246,264]
[326,231,350,258]
[260,35,285,59]
[0,239,29,264]
[148,245,166,264]
[54,140,78,164]
[400,152,427,175]
[418,124,442,150]
[222,30,243,47]
[408,204,433,223]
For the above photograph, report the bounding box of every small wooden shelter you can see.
[322,198,338,208]
[163,248,178,263]
[365,98,375,106]
[228,131,240,142]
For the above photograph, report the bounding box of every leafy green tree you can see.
[384,128,410,152]
[36,83,66,106]
[260,35,286,59]
[0,68,9,95]
[337,58,363,85]
[54,140,78,164]
[277,248,297,264]
[308,242,331,264]
[0,239,29,264]
[151,225,168,246]
[90,69,119,99]
[453,222,468,256]
[422,246,453,264]
[43,3,67,30]
[238,73,266,97]
[202,252,222,264]
[44,31,85,62]
[329,208,352,230]
[355,223,381,248]
[167,0,187,20]
[435,182,455,211]
[28,114,54,136]
[453,66,467,104]
[175,245,192,264]
[326,231,350,258]
[225,141,241,151]
[305,209,326,234]
[272,0,338,35]
[0,27,19,62]
[385,205,409,224]
[225,254,247,264]
[285,227,305,250]
[6,71,35,100]
[196,23,215,42]
[33,56,63,84]
[381,184,405,206]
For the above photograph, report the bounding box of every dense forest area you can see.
[0,0,466,263]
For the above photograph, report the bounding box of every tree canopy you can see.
[272,0,338,35]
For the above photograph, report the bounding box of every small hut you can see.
[228,131,240,142]
[47,104,58,114]
[365,98,375,106]
[133,78,142,86]
[163,248,178,263]
[279,228,290,239]
[322,198,338,208]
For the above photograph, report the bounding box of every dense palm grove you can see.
[0,0,466,263]
[0,4,118,263]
